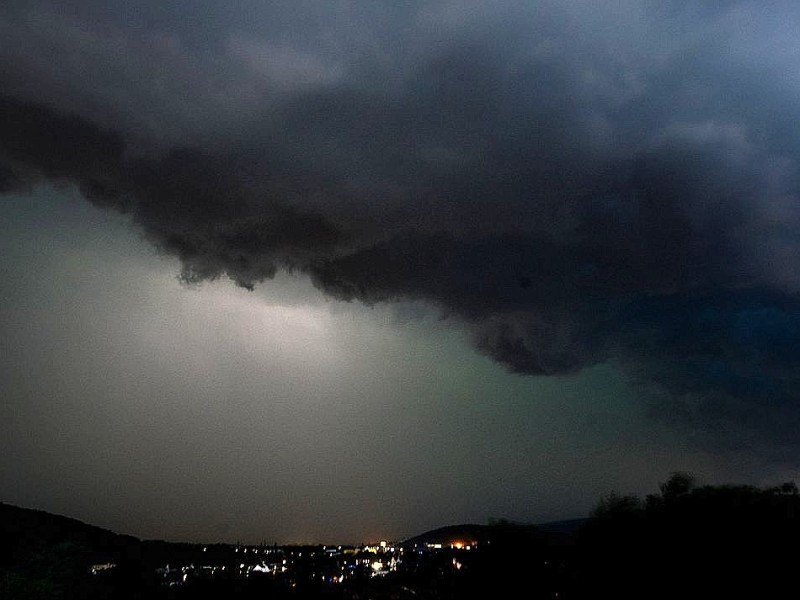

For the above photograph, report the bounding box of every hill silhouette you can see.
[404,518,586,547]
[402,523,490,546]
[4,475,800,599]
[0,501,139,557]
[0,501,146,598]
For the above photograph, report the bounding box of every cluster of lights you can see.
[450,541,476,551]
[156,563,229,587]
[422,540,476,551]
[89,563,116,575]
[155,536,479,589]
[363,540,397,553]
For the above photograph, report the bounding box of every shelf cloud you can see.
[4,0,800,452]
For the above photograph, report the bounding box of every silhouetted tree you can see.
[658,471,695,501]
[592,493,642,519]
[572,473,800,600]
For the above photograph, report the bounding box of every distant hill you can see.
[402,523,491,546]
[403,518,585,549]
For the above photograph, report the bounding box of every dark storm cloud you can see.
[0,95,124,199]
[0,95,343,287]
[3,0,800,450]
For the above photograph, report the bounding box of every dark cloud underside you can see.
[3,0,800,453]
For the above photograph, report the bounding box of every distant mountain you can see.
[402,523,491,546]
[403,518,586,548]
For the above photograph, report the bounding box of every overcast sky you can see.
[2,1,800,544]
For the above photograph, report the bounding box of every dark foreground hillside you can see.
[0,502,147,598]
[3,474,799,599]
[572,474,800,600]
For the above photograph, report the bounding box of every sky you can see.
[2,0,800,544]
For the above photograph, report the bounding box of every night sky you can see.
[2,1,800,544]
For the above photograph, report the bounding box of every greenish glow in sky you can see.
[0,186,775,543]
[4,1,800,544]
